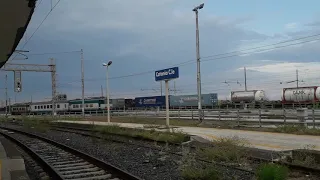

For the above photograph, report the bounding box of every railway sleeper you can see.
[56,164,94,171]
[62,170,108,179]
[52,160,84,166]
[53,161,90,168]
[59,167,100,175]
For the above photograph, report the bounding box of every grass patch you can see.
[94,125,189,144]
[256,163,289,180]
[85,116,200,127]
[274,125,320,136]
[181,164,221,180]
[179,147,222,180]
[197,136,249,164]
[20,116,52,132]
[290,145,318,168]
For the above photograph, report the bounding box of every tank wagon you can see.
[281,86,320,105]
[231,90,266,103]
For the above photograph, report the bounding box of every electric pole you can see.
[160,81,163,96]
[296,69,299,88]
[193,3,204,122]
[280,69,302,88]
[174,80,177,95]
[244,67,247,91]
[101,85,103,97]
[8,98,11,115]
[5,74,8,117]
[50,58,57,116]
[81,49,85,118]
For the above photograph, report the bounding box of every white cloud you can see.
[285,22,298,29]
[233,62,320,100]
[9,0,320,103]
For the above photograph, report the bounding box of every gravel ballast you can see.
[3,124,255,180]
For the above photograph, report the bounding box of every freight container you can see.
[231,90,266,103]
[125,99,134,108]
[110,98,125,109]
[170,93,218,107]
[135,96,166,107]
[281,86,320,104]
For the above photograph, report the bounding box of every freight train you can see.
[10,93,218,115]
[9,86,320,115]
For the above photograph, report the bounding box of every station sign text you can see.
[155,67,179,81]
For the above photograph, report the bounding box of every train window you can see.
[47,105,50,109]
[90,104,93,107]
[86,104,88,107]
[44,106,46,109]
[50,105,53,108]
[35,106,37,109]
[57,104,60,108]
[41,106,43,109]
[64,104,66,108]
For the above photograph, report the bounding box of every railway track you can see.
[48,125,255,172]
[4,121,320,178]
[49,124,320,175]
[0,126,142,180]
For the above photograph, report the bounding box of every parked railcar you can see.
[231,90,266,103]
[29,100,69,115]
[281,86,320,104]
[134,96,166,108]
[125,99,134,109]
[11,103,30,115]
[110,98,125,109]
[68,98,106,112]
[170,93,218,109]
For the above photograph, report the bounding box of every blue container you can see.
[170,93,218,107]
[135,96,166,107]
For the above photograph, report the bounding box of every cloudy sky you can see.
[1,0,320,104]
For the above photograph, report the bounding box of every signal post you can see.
[155,67,179,128]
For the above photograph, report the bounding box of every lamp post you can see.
[103,61,112,123]
[193,3,204,122]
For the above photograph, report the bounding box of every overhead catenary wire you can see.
[5,31,320,101]
[26,50,81,56]
[10,0,62,61]
[59,34,320,83]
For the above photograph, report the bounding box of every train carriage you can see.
[11,103,30,115]
[68,98,106,112]
[29,100,69,115]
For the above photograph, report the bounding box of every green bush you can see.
[256,163,288,180]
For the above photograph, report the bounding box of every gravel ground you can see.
[4,124,255,180]
[12,142,50,180]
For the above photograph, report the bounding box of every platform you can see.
[57,120,320,151]
[0,135,29,180]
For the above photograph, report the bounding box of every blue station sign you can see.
[155,67,179,81]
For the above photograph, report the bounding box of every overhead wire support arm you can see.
[1,61,57,116]
[1,63,53,72]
